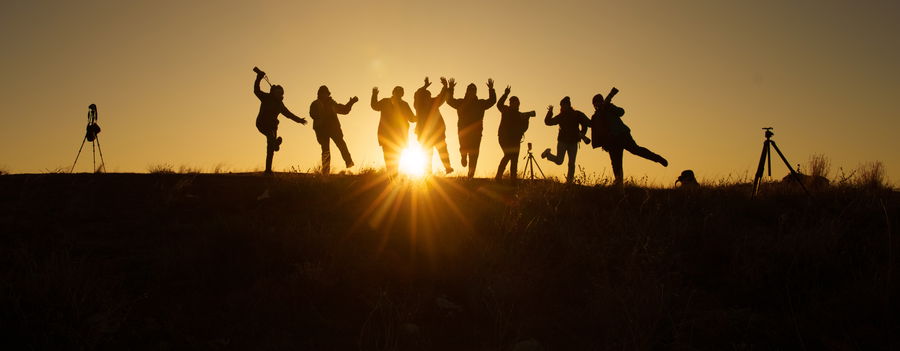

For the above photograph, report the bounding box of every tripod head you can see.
[88,104,98,125]
[762,127,774,140]
[527,142,533,153]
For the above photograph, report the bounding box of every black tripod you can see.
[752,127,808,197]
[520,142,545,180]
[71,104,106,173]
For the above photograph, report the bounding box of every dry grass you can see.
[806,154,831,180]
[855,161,888,189]
[147,163,175,174]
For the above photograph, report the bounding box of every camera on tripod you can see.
[71,104,106,173]
[85,104,101,141]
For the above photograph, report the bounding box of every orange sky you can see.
[1,0,898,185]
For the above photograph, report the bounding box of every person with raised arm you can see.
[590,87,668,186]
[447,78,496,178]
[495,85,535,182]
[371,85,415,177]
[252,67,307,174]
[413,77,454,175]
[541,96,591,183]
[309,85,358,174]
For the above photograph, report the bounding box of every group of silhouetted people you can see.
[252,68,667,185]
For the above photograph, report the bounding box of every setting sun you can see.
[398,139,427,178]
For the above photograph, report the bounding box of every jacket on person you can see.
[413,86,448,143]
[591,103,629,149]
[309,97,352,134]
[545,109,590,143]
[371,97,415,147]
[447,88,496,136]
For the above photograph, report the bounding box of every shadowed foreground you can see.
[1,173,897,349]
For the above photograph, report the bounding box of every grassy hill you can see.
[1,173,897,349]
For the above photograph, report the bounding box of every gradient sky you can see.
[2,0,898,184]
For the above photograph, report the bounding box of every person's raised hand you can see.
[349,96,359,104]
[299,118,308,125]
[448,78,456,89]
[424,77,431,88]
[504,85,511,95]
[440,77,448,87]
[372,87,379,95]
[547,105,554,113]
[486,78,494,90]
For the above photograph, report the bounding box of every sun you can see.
[398,139,427,178]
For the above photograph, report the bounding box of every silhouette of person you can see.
[309,85,358,174]
[447,78,496,178]
[541,96,591,183]
[591,87,668,185]
[413,77,454,175]
[253,68,307,174]
[371,86,415,177]
[495,86,536,181]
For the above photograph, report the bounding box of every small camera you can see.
[527,142,533,151]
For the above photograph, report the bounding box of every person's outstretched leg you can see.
[544,141,566,165]
[566,142,578,183]
[332,134,354,168]
[624,136,668,167]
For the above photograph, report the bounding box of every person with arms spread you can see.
[495,85,535,182]
[541,96,590,183]
[413,77,454,175]
[371,85,415,177]
[309,85,358,174]
[447,78,497,178]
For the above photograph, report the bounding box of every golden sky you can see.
[1,0,898,184]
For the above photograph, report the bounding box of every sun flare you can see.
[399,140,427,178]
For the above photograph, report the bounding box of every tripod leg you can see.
[95,136,106,173]
[533,156,545,178]
[769,141,810,195]
[752,140,769,197]
[92,140,97,173]
[71,137,88,173]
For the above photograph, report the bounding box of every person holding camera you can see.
[541,96,591,183]
[495,85,536,181]
[447,78,497,178]
[252,67,307,174]
[309,85,358,174]
[590,87,668,186]
[371,85,415,177]
[413,77,454,175]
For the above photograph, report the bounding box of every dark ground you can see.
[0,173,897,350]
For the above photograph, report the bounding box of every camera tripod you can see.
[71,104,106,173]
[751,127,808,197]
[521,142,545,180]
